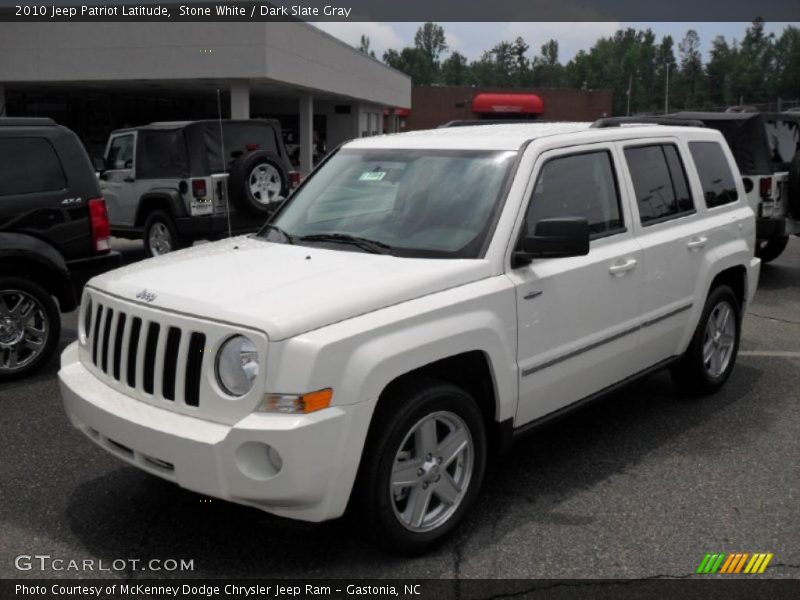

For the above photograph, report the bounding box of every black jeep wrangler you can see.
[0,118,121,380]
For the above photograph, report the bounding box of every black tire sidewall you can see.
[0,276,61,381]
[228,151,289,217]
[787,151,800,220]
[357,381,487,554]
[143,210,182,258]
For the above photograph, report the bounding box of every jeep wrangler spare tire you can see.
[228,151,289,216]
[788,150,800,220]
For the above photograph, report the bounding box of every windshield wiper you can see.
[298,233,395,255]
[261,224,294,244]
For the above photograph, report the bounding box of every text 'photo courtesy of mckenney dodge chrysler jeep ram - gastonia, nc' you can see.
[53,119,763,554]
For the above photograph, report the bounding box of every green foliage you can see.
[372,22,800,115]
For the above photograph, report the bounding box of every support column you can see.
[0,84,6,116]
[386,109,397,133]
[298,93,314,175]
[230,80,250,119]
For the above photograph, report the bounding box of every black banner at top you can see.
[0,0,799,22]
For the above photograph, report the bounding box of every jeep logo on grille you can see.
[135,289,157,303]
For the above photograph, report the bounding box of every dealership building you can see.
[0,22,412,173]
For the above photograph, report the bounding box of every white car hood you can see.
[90,236,492,340]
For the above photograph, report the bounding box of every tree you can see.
[676,29,706,108]
[414,22,448,64]
[706,35,736,107]
[532,39,564,88]
[358,34,376,59]
[441,51,469,85]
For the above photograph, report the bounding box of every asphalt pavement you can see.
[1,238,798,580]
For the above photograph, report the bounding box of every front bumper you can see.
[58,342,365,522]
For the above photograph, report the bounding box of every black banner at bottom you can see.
[2,579,800,600]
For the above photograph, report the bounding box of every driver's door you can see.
[508,144,647,427]
[101,132,138,227]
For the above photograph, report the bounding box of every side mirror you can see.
[514,217,590,265]
[92,156,106,172]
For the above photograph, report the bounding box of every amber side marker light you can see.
[260,388,333,414]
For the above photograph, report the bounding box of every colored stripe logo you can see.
[697,553,773,574]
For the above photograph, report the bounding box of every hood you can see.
[90,236,492,341]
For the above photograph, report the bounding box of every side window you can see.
[624,144,694,225]
[0,137,66,195]
[526,150,624,238]
[106,135,135,170]
[689,141,739,208]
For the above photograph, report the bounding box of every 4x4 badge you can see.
[135,289,157,303]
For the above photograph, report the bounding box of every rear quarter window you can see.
[0,137,67,195]
[688,141,739,208]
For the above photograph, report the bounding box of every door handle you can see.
[609,258,637,276]
[123,176,135,183]
[687,236,708,251]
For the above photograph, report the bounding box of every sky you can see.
[312,22,799,63]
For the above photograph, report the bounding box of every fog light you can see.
[235,442,282,480]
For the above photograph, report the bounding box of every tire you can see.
[0,277,61,382]
[228,151,289,217]
[671,285,741,395]
[143,210,186,258]
[755,236,789,263]
[352,378,487,555]
[788,150,800,220]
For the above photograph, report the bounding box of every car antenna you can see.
[216,89,233,240]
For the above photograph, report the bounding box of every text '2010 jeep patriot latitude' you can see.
[59,122,760,554]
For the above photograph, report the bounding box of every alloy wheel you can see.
[0,290,49,373]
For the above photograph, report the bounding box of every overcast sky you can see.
[313,22,799,62]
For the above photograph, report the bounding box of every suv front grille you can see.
[87,300,205,408]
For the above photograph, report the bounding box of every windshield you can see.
[263,148,517,258]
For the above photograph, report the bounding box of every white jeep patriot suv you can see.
[59,121,760,554]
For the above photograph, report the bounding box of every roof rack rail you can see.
[0,117,57,127]
[591,116,705,128]
[439,119,545,128]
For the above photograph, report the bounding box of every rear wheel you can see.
[0,277,60,381]
[353,379,487,555]
[143,210,186,257]
[671,285,740,395]
[755,237,789,263]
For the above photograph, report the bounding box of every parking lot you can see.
[1,237,798,580]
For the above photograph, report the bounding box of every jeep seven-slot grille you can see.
[88,301,205,408]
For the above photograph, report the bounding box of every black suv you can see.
[0,117,121,380]
[98,119,297,257]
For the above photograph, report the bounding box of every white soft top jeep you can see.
[60,121,760,554]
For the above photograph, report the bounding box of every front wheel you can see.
[0,277,61,381]
[671,285,741,395]
[755,237,789,263]
[353,379,487,555]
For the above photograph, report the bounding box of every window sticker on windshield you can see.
[359,171,387,182]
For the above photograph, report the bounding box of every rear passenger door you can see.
[619,140,708,364]
[510,144,646,426]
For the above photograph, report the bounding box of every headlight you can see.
[215,335,259,396]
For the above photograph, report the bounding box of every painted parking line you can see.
[738,351,800,358]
